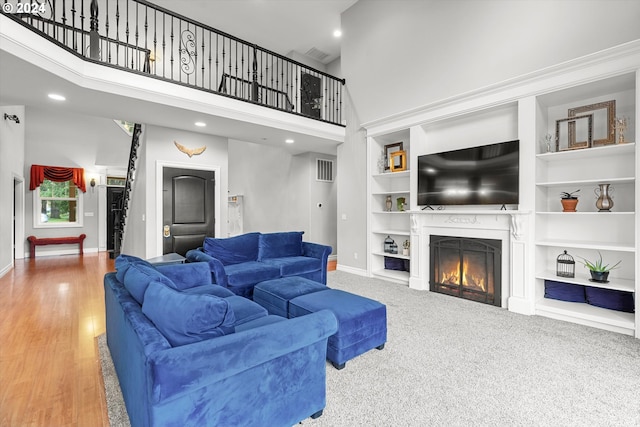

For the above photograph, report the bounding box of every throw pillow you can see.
[122,262,176,305]
[203,232,260,265]
[115,253,153,282]
[142,281,236,346]
[258,231,304,260]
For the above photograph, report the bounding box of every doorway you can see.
[162,167,215,256]
[13,177,25,260]
[106,186,124,255]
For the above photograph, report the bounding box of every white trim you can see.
[336,264,368,277]
[155,161,221,256]
[12,173,25,260]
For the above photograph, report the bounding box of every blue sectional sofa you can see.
[104,254,338,427]
[186,231,332,298]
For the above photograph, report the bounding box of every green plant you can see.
[578,252,621,272]
[560,189,580,199]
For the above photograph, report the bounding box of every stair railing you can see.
[2,0,345,126]
[113,122,142,257]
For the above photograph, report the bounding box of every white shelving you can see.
[364,45,639,337]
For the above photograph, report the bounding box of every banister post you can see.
[251,45,259,103]
[89,0,100,60]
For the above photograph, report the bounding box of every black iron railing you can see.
[1,0,345,126]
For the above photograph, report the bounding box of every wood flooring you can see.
[0,253,113,427]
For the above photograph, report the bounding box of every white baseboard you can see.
[336,264,368,277]
[30,247,99,258]
[0,262,12,278]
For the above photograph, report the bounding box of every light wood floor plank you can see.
[0,253,113,427]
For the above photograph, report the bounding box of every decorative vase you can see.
[385,195,392,212]
[594,184,614,212]
[397,197,406,212]
[589,270,609,283]
[560,198,578,212]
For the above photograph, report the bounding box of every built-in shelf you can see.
[372,251,410,260]
[536,298,635,334]
[372,268,410,282]
[372,211,410,215]
[372,190,409,196]
[536,142,635,162]
[535,239,636,252]
[536,212,635,216]
[372,171,410,179]
[372,229,410,236]
[536,270,635,292]
[536,177,635,187]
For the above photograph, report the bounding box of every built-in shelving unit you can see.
[364,42,639,338]
[368,130,411,283]
[534,72,637,336]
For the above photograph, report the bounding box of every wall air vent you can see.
[316,158,334,182]
[305,47,330,63]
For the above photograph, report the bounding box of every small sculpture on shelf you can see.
[402,240,410,256]
[384,236,395,253]
[614,116,629,144]
[541,133,553,153]
[560,190,580,212]
[396,197,406,212]
[385,195,393,212]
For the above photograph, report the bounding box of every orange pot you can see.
[561,198,578,212]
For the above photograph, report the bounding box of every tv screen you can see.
[417,140,519,207]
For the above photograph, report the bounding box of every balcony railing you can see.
[1,0,346,126]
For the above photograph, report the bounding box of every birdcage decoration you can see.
[384,236,395,253]
[556,250,575,278]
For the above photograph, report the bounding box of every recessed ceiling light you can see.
[195,122,206,127]
[48,93,66,101]
[285,139,294,144]
[333,29,342,38]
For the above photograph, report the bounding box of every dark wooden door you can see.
[106,187,124,252]
[162,167,215,256]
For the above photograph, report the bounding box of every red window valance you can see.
[30,164,87,193]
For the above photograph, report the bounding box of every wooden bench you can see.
[27,234,86,258]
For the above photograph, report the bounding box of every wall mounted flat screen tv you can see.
[417,140,519,207]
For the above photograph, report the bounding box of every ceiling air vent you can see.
[305,47,330,63]
[316,158,334,182]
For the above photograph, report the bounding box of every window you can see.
[34,179,83,228]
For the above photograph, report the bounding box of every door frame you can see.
[13,173,25,260]
[155,161,221,256]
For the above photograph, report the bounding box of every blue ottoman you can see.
[289,289,387,370]
[253,277,328,318]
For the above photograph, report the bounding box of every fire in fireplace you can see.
[430,235,501,306]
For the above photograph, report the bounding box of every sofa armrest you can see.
[185,248,228,287]
[148,309,338,403]
[302,241,332,284]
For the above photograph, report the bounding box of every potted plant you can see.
[578,251,621,283]
[560,189,580,212]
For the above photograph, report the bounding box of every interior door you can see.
[301,72,322,118]
[106,187,124,252]
[162,167,215,256]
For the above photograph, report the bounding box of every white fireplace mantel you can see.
[408,210,533,315]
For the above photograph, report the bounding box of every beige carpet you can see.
[100,270,640,426]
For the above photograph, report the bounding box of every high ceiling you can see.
[152,0,357,65]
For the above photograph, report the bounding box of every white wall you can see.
[122,125,229,258]
[0,105,25,276]
[22,107,130,257]
[336,0,640,271]
[228,140,337,252]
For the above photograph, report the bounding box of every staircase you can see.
[112,123,142,258]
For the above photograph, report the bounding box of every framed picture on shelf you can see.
[384,142,403,171]
[567,100,616,147]
[555,114,593,151]
[390,150,407,172]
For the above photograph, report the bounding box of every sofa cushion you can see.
[203,232,260,265]
[142,281,236,347]
[225,296,268,326]
[224,261,281,287]
[155,262,212,290]
[115,254,154,282]
[122,263,177,305]
[261,256,322,277]
[258,231,304,260]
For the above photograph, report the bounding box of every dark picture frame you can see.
[384,142,404,171]
[556,114,593,151]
